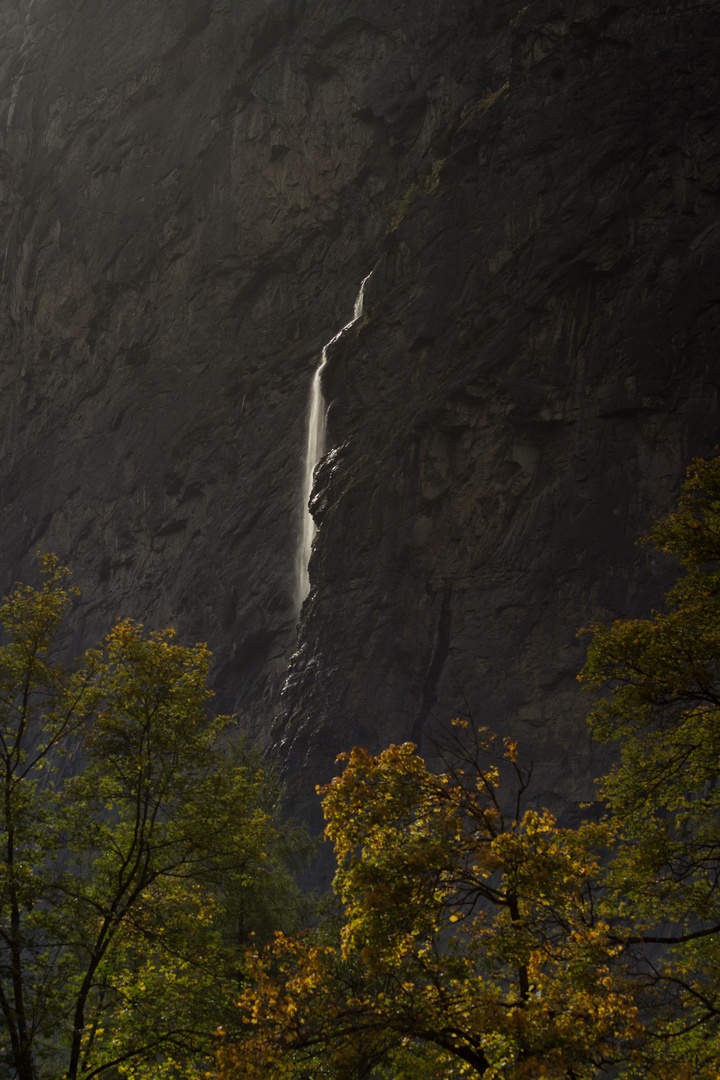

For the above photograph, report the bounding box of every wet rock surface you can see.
[0,1,719,852]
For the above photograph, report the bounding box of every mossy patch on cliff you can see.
[387,157,446,230]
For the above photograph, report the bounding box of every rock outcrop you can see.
[1,1,719,840]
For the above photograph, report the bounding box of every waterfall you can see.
[296,272,372,607]
[296,351,329,604]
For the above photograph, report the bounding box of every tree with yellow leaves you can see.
[221,456,720,1079]
[223,726,640,1079]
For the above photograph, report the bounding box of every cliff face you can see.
[0,2,719,824]
[280,0,720,824]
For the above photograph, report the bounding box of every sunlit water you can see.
[296,273,372,607]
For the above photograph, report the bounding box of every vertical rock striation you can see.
[277,0,720,828]
[0,1,718,840]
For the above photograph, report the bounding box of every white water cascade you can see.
[296,272,372,607]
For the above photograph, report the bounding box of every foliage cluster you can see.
[6,458,720,1079]
[387,158,446,230]
[459,82,510,127]
[219,458,720,1079]
[0,557,305,1080]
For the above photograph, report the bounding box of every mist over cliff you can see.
[1,0,719,831]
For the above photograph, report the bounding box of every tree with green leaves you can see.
[220,456,720,1080]
[0,555,303,1080]
[580,456,720,1076]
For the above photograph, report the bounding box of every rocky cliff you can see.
[1,1,719,836]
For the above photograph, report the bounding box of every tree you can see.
[580,456,720,1075]
[0,556,302,1080]
[223,728,639,1079]
[221,456,720,1080]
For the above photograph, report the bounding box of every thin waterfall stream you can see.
[296,273,372,607]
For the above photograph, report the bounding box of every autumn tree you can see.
[223,727,639,1079]
[0,556,303,1080]
[221,456,720,1080]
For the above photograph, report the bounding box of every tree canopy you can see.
[580,456,720,1076]
[0,556,303,1080]
[223,731,636,1080]
[220,456,720,1080]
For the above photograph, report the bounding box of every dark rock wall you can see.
[281,0,720,830]
[0,1,719,830]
